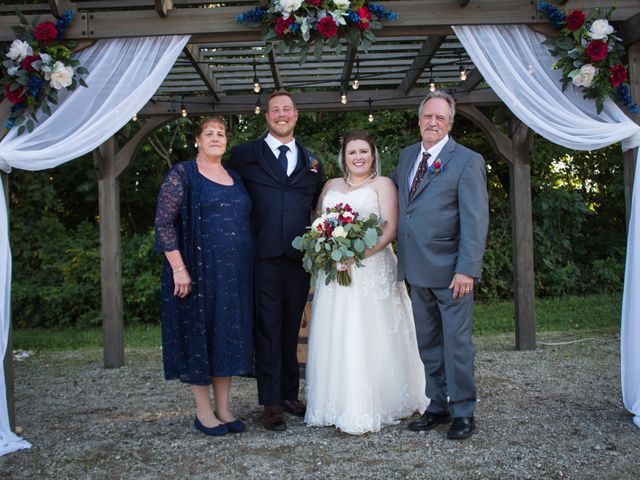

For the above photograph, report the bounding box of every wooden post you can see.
[624,41,639,229]
[94,137,124,368]
[509,119,536,350]
[1,171,15,430]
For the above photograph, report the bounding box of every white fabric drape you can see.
[454,24,640,428]
[0,34,189,455]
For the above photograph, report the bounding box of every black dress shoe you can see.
[281,399,306,417]
[263,405,287,431]
[407,411,452,431]
[447,416,476,440]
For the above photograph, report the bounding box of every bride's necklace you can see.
[345,174,373,188]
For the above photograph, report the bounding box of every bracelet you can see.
[172,265,186,273]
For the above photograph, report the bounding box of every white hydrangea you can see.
[7,39,32,61]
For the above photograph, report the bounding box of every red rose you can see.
[317,16,338,39]
[357,7,373,30]
[5,83,25,104]
[20,55,40,73]
[305,0,321,6]
[565,10,586,31]
[585,40,608,62]
[609,64,627,87]
[275,16,294,36]
[34,21,58,44]
[433,161,442,170]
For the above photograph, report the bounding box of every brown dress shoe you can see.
[263,405,287,431]
[281,399,306,417]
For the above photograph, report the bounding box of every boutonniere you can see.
[309,158,319,173]
[427,159,444,176]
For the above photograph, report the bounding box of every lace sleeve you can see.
[155,164,186,252]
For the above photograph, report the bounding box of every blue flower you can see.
[236,7,267,24]
[28,76,43,97]
[538,2,565,30]
[55,10,75,40]
[291,22,301,33]
[368,4,398,21]
[5,118,15,129]
[347,10,360,23]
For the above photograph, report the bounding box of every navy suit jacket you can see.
[228,137,324,261]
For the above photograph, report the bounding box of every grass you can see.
[12,293,622,351]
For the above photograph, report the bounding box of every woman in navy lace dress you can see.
[155,117,253,437]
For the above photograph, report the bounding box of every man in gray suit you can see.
[393,91,488,440]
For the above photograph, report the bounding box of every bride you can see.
[304,129,428,435]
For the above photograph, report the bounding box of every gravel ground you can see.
[1,331,639,479]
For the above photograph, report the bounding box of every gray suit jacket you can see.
[393,138,489,288]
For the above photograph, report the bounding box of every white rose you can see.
[7,39,32,61]
[333,0,350,8]
[39,53,52,64]
[341,211,354,220]
[332,226,347,238]
[571,64,597,88]
[311,217,324,230]
[276,0,303,19]
[589,19,614,40]
[48,61,74,90]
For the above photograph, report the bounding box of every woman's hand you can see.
[173,269,192,298]
[335,257,355,271]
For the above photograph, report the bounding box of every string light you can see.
[458,52,467,81]
[340,85,347,105]
[352,56,360,90]
[428,66,436,92]
[132,113,138,122]
[252,60,261,94]
[254,95,261,114]
[367,97,374,123]
[180,96,187,117]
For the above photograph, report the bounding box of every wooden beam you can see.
[49,0,76,17]
[94,137,124,369]
[1,171,15,432]
[620,11,640,47]
[155,0,173,18]
[509,119,536,351]
[115,115,174,178]
[341,44,357,91]
[183,44,222,101]
[460,0,470,5]
[456,104,511,163]
[398,36,446,94]
[267,50,282,90]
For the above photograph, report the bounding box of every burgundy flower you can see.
[433,160,442,170]
[20,55,40,73]
[275,16,294,36]
[609,64,627,87]
[4,83,25,104]
[305,0,321,6]
[317,16,338,39]
[565,10,586,31]
[34,21,58,44]
[585,40,608,62]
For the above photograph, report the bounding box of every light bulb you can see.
[459,66,467,81]
[341,94,347,105]
[132,113,138,122]
[181,107,187,118]
[527,64,534,75]
[368,113,374,123]
[253,81,261,94]
[254,104,261,114]
[429,81,436,92]
[352,79,360,90]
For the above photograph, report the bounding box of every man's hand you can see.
[449,273,474,299]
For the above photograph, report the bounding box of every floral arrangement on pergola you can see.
[236,0,397,61]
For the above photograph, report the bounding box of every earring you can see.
[194,141,199,148]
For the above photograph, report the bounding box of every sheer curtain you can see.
[0,34,189,456]
[454,25,640,428]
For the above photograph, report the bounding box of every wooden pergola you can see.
[1,0,639,428]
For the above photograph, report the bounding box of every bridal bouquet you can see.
[292,202,382,286]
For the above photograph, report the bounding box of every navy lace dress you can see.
[155,160,253,385]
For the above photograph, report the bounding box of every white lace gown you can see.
[304,187,429,435]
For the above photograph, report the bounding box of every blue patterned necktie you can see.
[409,152,431,200]
[277,145,289,174]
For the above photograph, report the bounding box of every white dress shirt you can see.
[265,133,298,176]
[408,134,449,191]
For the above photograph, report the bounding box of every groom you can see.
[228,90,323,431]
[393,91,489,440]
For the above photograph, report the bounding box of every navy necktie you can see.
[277,145,289,174]
[409,152,431,200]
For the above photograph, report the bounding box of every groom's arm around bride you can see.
[392,90,489,440]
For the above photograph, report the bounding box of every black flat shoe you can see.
[224,419,246,433]
[194,416,228,437]
[447,416,475,440]
[407,411,452,431]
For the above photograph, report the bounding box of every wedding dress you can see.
[304,187,428,435]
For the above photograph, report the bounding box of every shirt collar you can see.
[265,133,296,152]
[419,134,449,161]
